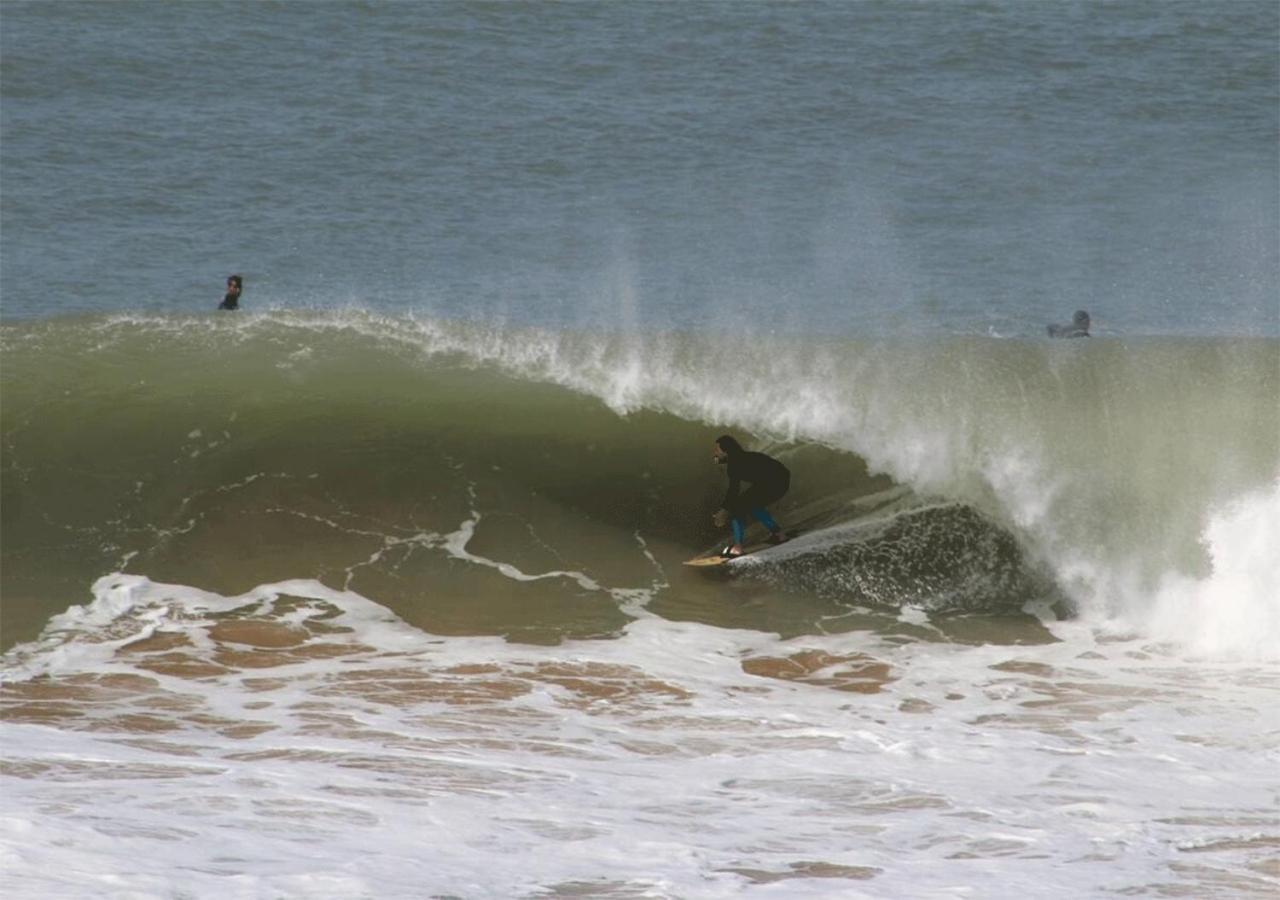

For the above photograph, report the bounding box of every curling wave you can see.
[2,311,1276,656]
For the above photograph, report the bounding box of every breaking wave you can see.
[2,310,1276,657]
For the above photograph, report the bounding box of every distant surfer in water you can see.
[218,274,243,310]
[712,435,790,558]
[1047,309,1090,338]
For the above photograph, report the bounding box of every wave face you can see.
[3,312,1277,657]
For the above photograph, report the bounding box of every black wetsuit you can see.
[722,450,791,519]
[218,292,239,310]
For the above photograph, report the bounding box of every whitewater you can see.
[3,571,1276,898]
[3,1,1278,896]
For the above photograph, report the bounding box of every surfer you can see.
[218,274,243,310]
[711,435,789,558]
[1047,309,1090,338]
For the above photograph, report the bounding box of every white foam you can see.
[3,573,1277,898]
[1141,480,1280,659]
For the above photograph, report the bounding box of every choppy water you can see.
[2,2,1278,898]
[2,1,1276,334]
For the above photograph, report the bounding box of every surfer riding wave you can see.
[712,435,790,557]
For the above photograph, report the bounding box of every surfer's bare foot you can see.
[720,543,745,558]
[766,531,788,545]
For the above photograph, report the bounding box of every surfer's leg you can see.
[750,506,788,543]
[742,479,786,523]
[719,517,747,558]
[750,506,779,532]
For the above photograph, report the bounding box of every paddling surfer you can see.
[1047,309,1090,338]
[218,274,243,310]
[711,435,790,558]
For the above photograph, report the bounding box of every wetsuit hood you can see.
[715,435,745,456]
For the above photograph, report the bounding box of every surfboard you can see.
[682,534,796,568]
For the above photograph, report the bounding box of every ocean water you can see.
[2,2,1278,898]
